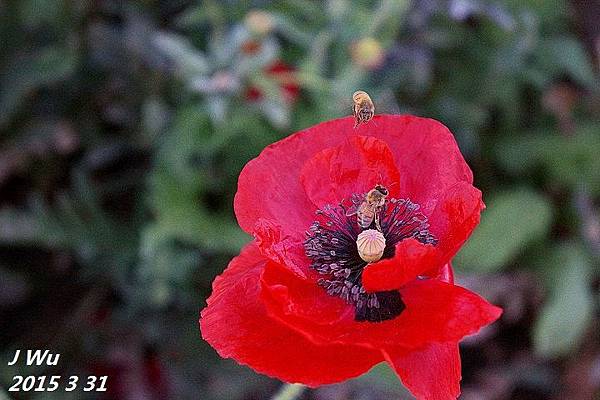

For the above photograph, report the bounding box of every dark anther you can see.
[304,194,437,323]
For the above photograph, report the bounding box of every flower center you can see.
[304,193,437,323]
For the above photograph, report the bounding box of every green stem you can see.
[0,388,13,400]
[271,383,306,400]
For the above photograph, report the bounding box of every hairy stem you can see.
[271,383,306,400]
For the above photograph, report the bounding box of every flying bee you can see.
[352,90,375,128]
[346,184,389,231]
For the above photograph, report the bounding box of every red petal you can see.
[363,183,483,292]
[348,115,474,215]
[429,181,484,262]
[362,238,438,292]
[383,343,461,400]
[426,263,455,284]
[261,263,502,349]
[234,118,347,236]
[266,61,300,104]
[260,260,352,333]
[245,86,262,102]
[300,136,401,208]
[267,60,294,74]
[200,243,382,386]
[253,218,310,278]
[395,280,502,346]
[234,115,472,237]
[398,279,502,342]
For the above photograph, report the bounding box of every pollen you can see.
[356,229,386,262]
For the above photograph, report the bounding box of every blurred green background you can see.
[0,0,599,399]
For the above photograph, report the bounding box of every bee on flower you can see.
[201,112,501,400]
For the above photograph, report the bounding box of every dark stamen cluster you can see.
[304,195,437,323]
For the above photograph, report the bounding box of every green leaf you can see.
[137,227,201,306]
[0,46,77,126]
[148,167,249,253]
[271,12,315,46]
[533,244,593,357]
[534,37,596,87]
[495,125,600,194]
[141,96,170,144]
[153,32,210,77]
[455,188,553,273]
[18,0,68,29]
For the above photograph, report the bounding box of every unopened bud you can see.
[351,37,384,70]
[245,10,275,36]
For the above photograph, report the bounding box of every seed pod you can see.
[356,229,386,263]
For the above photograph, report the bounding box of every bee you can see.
[352,90,375,128]
[346,184,389,231]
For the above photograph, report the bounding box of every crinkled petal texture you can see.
[234,115,473,237]
[363,182,484,292]
[383,343,461,400]
[202,115,502,400]
[300,135,402,207]
[200,243,382,387]
[260,261,501,349]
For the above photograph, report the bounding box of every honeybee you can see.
[346,184,389,231]
[352,90,375,128]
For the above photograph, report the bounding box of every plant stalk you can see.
[271,383,306,400]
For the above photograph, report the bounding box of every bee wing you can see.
[345,202,360,216]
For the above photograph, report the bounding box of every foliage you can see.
[532,243,594,358]
[0,0,599,398]
[455,188,554,273]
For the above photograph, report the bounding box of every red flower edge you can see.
[200,115,502,399]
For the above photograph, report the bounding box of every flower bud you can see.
[351,37,384,70]
[356,229,386,263]
[245,10,275,36]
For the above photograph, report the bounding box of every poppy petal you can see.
[362,238,438,292]
[200,243,382,386]
[300,136,401,208]
[261,263,501,349]
[234,118,350,236]
[369,115,474,216]
[395,280,502,347]
[234,115,472,237]
[424,263,455,284]
[383,342,461,400]
[253,218,310,278]
[428,181,484,263]
[363,182,483,292]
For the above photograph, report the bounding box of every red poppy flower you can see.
[246,60,300,103]
[200,115,502,399]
